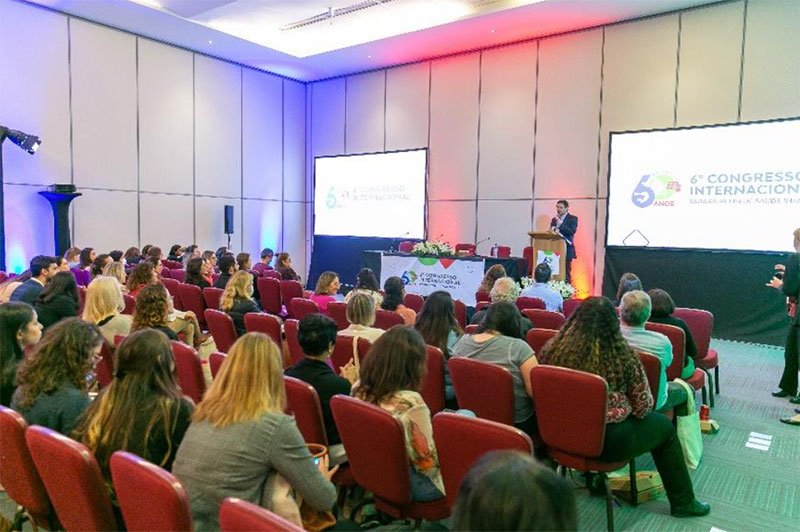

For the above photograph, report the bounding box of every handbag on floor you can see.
[673,378,703,469]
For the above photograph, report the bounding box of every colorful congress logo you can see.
[631,173,681,208]
[401,271,418,285]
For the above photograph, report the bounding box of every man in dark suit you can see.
[10,255,58,305]
[770,229,800,421]
[549,199,578,283]
[213,253,238,289]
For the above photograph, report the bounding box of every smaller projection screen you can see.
[314,149,427,239]
[606,118,800,253]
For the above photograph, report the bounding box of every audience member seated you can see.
[173,333,338,530]
[90,253,113,279]
[56,256,71,272]
[310,271,340,315]
[648,288,697,375]
[214,253,238,289]
[166,295,208,349]
[185,257,212,289]
[10,255,58,305]
[286,314,357,464]
[220,270,261,337]
[109,249,124,263]
[520,262,563,312]
[276,252,301,282]
[73,329,194,478]
[141,244,154,259]
[79,247,96,271]
[620,290,690,414]
[613,272,643,306]
[11,318,103,434]
[344,267,383,308]
[34,271,80,329]
[182,244,201,268]
[478,264,507,295]
[123,246,142,265]
[538,297,710,517]
[0,270,31,304]
[452,451,576,531]
[215,246,229,262]
[83,277,133,344]
[353,326,444,502]
[452,301,539,439]
[131,283,179,340]
[338,292,384,342]
[236,252,261,301]
[381,276,416,326]
[103,261,128,291]
[168,244,186,262]
[126,262,156,298]
[252,247,274,275]
[147,246,164,262]
[147,255,165,280]
[202,250,217,272]
[470,277,532,339]
[0,302,43,407]
[415,290,463,403]
[64,246,81,269]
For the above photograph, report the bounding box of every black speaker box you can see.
[224,205,234,234]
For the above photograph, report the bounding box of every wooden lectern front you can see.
[528,232,567,281]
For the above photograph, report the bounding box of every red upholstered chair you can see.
[464,324,479,334]
[257,277,283,315]
[203,286,224,310]
[563,298,583,319]
[420,345,446,415]
[284,376,327,445]
[77,285,86,314]
[161,278,183,311]
[0,407,58,531]
[123,293,136,315]
[530,366,629,531]
[205,309,238,353]
[171,341,206,404]
[244,312,282,346]
[522,246,534,275]
[26,426,117,532]
[398,241,415,253]
[290,298,319,321]
[160,267,172,280]
[638,351,672,421]
[263,270,282,280]
[114,334,127,347]
[109,451,192,532]
[178,283,207,329]
[645,321,708,405]
[403,293,425,313]
[331,335,371,372]
[496,245,511,258]
[475,290,491,303]
[330,396,449,522]
[280,280,305,316]
[162,259,183,270]
[219,497,304,532]
[525,328,559,354]
[453,299,467,329]
[449,357,515,425]
[522,308,566,330]
[327,301,350,330]
[209,351,227,379]
[212,273,221,284]
[475,301,490,311]
[95,342,115,388]
[71,268,90,287]
[515,296,545,311]
[455,243,477,256]
[171,269,186,283]
[375,309,405,330]
[432,412,533,509]
[673,307,719,395]
[284,319,304,367]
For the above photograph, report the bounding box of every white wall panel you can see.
[73,190,138,251]
[283,202,309,281]
[385,62,430,151]
[311,79,345,157]
[476,200,532,257]
[195,56,241,197]
[4,185,55,272]
[478,42,537,200]
[284,80,307,201]
[345,71,385,154]
[243,69,283,200]
[243,199,282,258]
[139,193,194,247]
[740,0,800,121]
[600,15,679,197]
[0,1,70,187]
[535,29,603,199]
[676,2,744,127]
[70,19,137,190]
[429,54,480,200]
[195,196,242,251]
[427,201,477,249]
[138,39,193,194]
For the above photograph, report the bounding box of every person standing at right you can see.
[768,228,800,408]
[549,200,578,283]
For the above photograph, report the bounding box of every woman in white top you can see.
[344,268,383,308]
[338,293,384,343]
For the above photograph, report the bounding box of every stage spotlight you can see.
[0,126,42,154]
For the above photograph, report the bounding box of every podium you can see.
[39,191,82,257]
[528,231,567,280]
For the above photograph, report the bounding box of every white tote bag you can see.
[674,378,703,469]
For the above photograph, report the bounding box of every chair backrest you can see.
[525,327,559,354]
[95,342,115,388]
[0,407,55,529]
[521,309,566,330]
[109,451,193,532]
[522,246,534,276]
[122,293,136,315]
[403,293,425,313]
[205,308,239,353]
[71,268,90,287]
[420,345,446,415]
[77,285,87,314]
[284,376,328,445]
[433,412,533,508]
[475,290,491,303]
[263,270,282,280]
[243,312,282,346]
[453,299,467,329]
[464,324,479,334]
[455,243,476,256]
[171,269,186,283]
[374,309,405,330]
[26,425,117,531]
[161,267,172,280]
[161,278,183,311]
[162,259,184,270]
[257,277,283,315]
[475,301,490,311]
[530,366,608,458]
[327,301,350,330]
[449,357,515,425]
[496,245,511,258]
[562,298,583,319]
[672,307,714,360]
[280,280,305,311]
[638,351,662,399]
[515,296,545,311]
[331,335,371,371]
[397,241,415,253]
[219,497,304,532]
[203,287,224,310]
[644,322,685,381]
[209,351,227,379]
[171,341,206,404]
[284,319,305,367]
[330,396,411,506]
[178,283,207,328]
[290,298,319,321]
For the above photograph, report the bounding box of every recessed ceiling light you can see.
[490,29,495,33]
[208,40,213,44]
[367,54,372,58]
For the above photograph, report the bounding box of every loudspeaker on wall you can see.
[224,205,234,235]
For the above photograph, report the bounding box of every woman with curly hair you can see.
[11,318,103,434]
[613,272,643,306]
[34,271,80,329]
[126,261,156,298]
[131,283,178,340]
[538,297,710,518]
[220,270,261,336]
[478,264,506,294]
[381,276,416,325]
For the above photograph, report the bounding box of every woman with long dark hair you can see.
[0,302,43,406]
[90,254,113,279]
[344,268,383,308]
[275,252,301,281]
[184,257,210,288]
[79,247,96,271]
[614,272,642,305]
[381,276,416,325]
[34,271,80,329]
[415,291,462,357]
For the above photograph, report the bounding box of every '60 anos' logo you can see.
[631,173,681,208]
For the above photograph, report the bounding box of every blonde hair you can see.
[314,271,338,295]
[193,333,285,427]
[103,261,127,286]
[82,277,125,323]
[219,270,253,311]
[794,228,800,246]
[347,292,375,326]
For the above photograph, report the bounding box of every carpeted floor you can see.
[2,339,798,531]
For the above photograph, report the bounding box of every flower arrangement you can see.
[519,277,577,300]
[411,241,455,257]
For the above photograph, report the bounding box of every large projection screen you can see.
[606,118,800,253]
[314,149,427,239]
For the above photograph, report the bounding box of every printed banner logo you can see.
[401,271,418,285]
[631,173,681,208]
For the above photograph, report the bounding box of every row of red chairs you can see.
[397,242,516,259]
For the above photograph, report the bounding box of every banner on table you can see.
[536,250,561,276]
[380,255,485,305]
